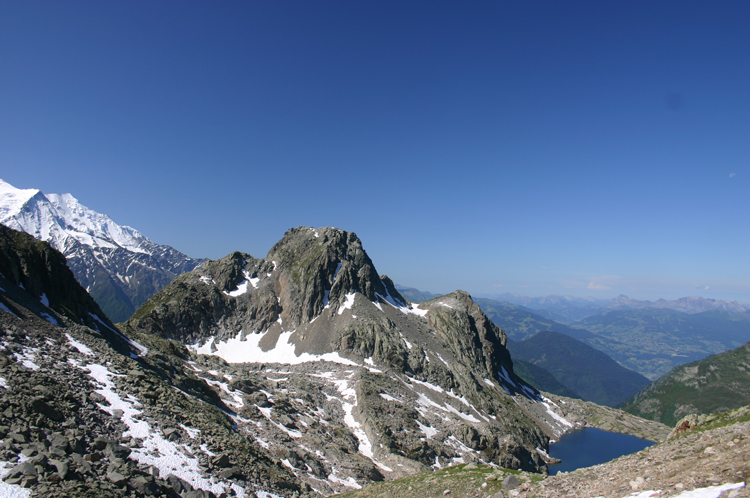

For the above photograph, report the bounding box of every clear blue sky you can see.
[1,1,748,302]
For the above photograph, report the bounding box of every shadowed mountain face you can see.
[621,342,750,426]
[508,331,651,407]
[0,224,116,332]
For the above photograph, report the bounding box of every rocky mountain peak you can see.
[267,227,394,323]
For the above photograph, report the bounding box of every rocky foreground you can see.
[335,406,750,498]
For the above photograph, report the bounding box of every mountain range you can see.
[412,288,750,382]
[0,223,643,497]
[4,220,749,497]
[2,180,749,497]
[482,292,750,324]
[0,179,204,322]
[507,331,650,407]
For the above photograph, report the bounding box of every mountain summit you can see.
[124,226,621,492]
[0,179,203,321]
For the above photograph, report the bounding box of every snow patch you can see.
[416,420,438,439]
[399,332,413,349]
[224,271,257,297]
[180,425,201,439]
[39,293,49,306]
[12,345,39,370]
[65,333,93,356]
[337,292,356,315]
[541,396,573,429]
[189,330,359,366]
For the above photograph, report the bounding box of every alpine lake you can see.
[547,428,656,475]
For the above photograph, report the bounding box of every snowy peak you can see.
[0,180,148,255]
[0,179,43,220]
[0,179,203,322]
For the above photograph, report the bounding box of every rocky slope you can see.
[621,342,750,426]
[122,226,666,494]
[0,179,203,322]
[0,226,308,497]
[334,406,750,498]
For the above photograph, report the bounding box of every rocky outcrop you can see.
[0,226,307,497]
[0,224,115,332]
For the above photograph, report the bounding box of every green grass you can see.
[334,464,543,498]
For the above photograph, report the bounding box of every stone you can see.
[212,453,231,468]
[106,471,128,486]
[49,459,69,480]
[8,462,37,478]
[167,474,195,494]
[502,475,520,490]
[630,476,645,490]
[104,443,131,460]
[219,466,244,479]
[129,475,161,495]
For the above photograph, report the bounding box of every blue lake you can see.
[547,428,656,475]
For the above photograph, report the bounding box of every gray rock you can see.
[502,475,520,490]
[7,462,37,478]
[104,443,131,460]
[129,475,160,495]
[49,459,69,480]
[106,471,128,486]
[219,466,244,479]
[212,453,231,468]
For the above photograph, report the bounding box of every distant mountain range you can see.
[406,287,750,381]
[480,292,750,324]
[0,179,204,322]
[574,308,750,379]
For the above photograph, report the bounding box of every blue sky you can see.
[1,1,748,302]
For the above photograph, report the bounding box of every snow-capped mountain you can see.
[0,179,203,322]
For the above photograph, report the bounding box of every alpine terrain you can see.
[0,179,204,322]
[4,223,730,498]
